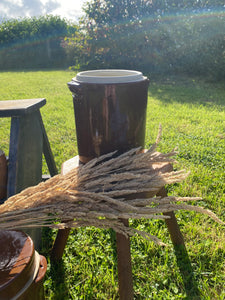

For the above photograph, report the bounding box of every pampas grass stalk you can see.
[0,129,224,244]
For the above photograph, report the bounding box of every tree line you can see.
[0,15,75,69]
[0,1,225,80]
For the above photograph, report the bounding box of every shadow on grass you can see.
[48,259,69,300]
[41,227,70,299]
[148,75,225,107]
[173,244,201,300]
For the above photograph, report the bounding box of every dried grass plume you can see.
[0,128,224,244]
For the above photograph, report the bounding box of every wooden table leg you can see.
[50,157,76,261]
[116,219,134,300]
[51,228,71,261]
[157,187,185,246]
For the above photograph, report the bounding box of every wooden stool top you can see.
[61,153,173,176]
[0,99,46,117]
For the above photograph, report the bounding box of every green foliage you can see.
[63,26,89,69]
[169,14,225,80]
[67,0,162,70]
[64,0,225,80]
[0,15,65,46]
[0,15,75,70]
[1,1,225,79]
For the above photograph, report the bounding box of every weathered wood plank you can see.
[0,98,46,117]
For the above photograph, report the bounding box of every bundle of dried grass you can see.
[0,132,224,244]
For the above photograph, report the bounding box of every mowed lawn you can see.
[0,70,224,299]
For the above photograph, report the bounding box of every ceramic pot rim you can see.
[73,69,145,84]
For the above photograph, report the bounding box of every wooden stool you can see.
[0,99,58,248]
[51,155,186,300]
[0,99,58,196]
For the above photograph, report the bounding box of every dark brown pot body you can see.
[0,230,47,300]
[68,76,149,162]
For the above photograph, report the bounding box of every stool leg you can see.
[51,221,134,300]
[7,112,43,250]
[157,187,200,297]
[7,113,43,197]
[51,228,71,261]
[116,219,134,300]
[38,112,58,177]
[157,187,185,246]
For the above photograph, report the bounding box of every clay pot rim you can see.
[73,69,145,84]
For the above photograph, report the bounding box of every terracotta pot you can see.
[0,230,47,300]
[68,69,150,163]
[0,150,7,200]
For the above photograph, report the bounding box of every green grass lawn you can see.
[0,71,224,299]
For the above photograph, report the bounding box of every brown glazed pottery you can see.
[67,69,150,163]
[0,230,47,300]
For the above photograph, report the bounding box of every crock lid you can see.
[73,69,145,84]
